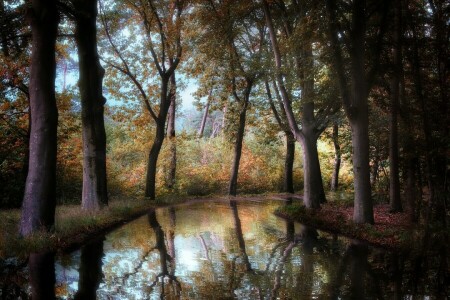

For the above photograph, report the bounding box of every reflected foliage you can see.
[3,201,447,298]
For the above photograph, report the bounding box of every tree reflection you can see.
[297,226,319,299]
[74,237,104,300]
[147,208,181,297]
[270,218,297,299]
[230,200,252,272]
[28,252,56,300]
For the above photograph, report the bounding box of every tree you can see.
[263,0,338,208]
[192,0,264,196]
[20,0,59,235]
[101,0,184,199]
[264,80,295,193]
[165,70,177,188]
[326,0,390,223]
[388,0,403,212]
[73,0,109,210]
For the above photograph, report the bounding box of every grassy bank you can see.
[275,201,417,250]
[0,196,186,260]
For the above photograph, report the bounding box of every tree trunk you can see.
[145,79,170,199]
[166,72,176,189]
[198,93,210,138]
[20,0,59,236]
[389,0,402,212]
[263,1,325,208]
[330,123,341,191]
[300,126,326,208]
[326,0,376,224]
[350,113,374,224]
[75,0,108,210]
[284,131,295,193]
[406,158,418,222]
[228,97,249,196]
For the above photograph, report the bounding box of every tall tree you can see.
[73,0,108,210]
[20,0,59,235]
[101,0,184,199]
[165,69,177,188]
[265,80,295,193]
[192,0,264,196]
[326,0,389,223]
[388,0,403,212]
[263,0,337,208]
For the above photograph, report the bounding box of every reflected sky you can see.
[2,199,447,299]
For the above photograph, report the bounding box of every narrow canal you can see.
[1,199,447,299]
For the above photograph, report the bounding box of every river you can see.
[0,199,447,299]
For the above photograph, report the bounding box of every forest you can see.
[0,0,448,257]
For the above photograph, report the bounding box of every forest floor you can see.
[0,192,417,262]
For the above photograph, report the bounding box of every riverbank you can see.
[0,193,418,260]
[0,196,184,260]
[275,200,416,250]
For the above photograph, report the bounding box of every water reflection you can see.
[4,200,447,299]
[28,252,56,300]
[147,208,181,297]
[74,237,104,300]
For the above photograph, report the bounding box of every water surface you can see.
[1,199,447,299]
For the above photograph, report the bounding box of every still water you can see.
[1,199,447,299]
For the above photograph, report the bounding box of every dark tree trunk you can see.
[350,109,374,224]
[284,131,295,194]
[300,128,325,208]
[28,252,56,300]
[20,0,59,236]
[74,0,108,210]
[330,123,341,191]
[389,0,402,212]
[145,79,171,199]
[300,32,326,207]
[166,72,176,189]
[74,237,104,300]
[350,0,374,224]
[228,95,249,196]
[405,157,418,222]
[198,93,210,138]
[326,0,384,224]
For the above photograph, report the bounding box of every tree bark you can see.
[198,92,210,138]
[166,71,176,189]
[228,93,250,196]
[20,0,59,236]
[145,79,171,199]
[327,0,375,223]
[75,0,108,211]
[300,124,325,208]
[284,131,295,193]
[330,123,341,191]
[389,0,402,212]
